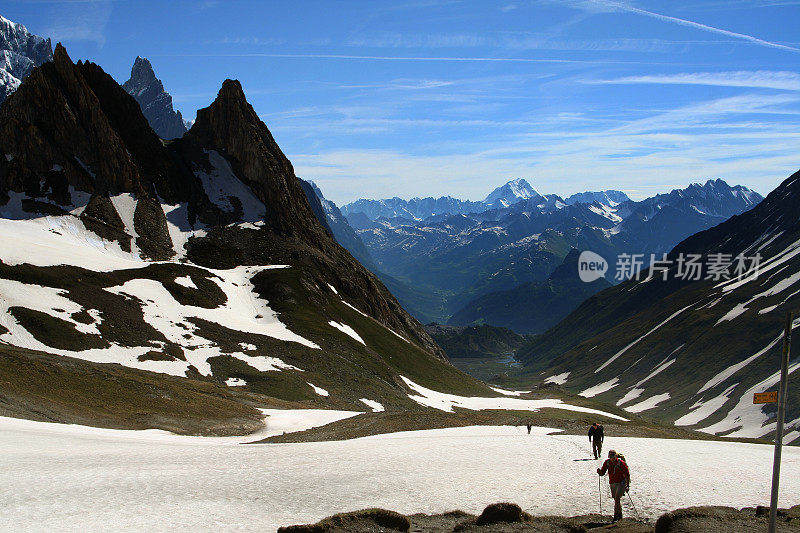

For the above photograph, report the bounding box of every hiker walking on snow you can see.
[597,449,630,523]
[588,422,604,459]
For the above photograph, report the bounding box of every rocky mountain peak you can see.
[0,15,52,63]
[122,55,186,140]
[187,79,321,239]
[0,14,53,104]
[129,56,157,86]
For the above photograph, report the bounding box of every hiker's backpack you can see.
[614,453,629,479]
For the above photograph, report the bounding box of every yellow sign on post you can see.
[754,391,778,404]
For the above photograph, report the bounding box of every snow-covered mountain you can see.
[565,190,629,207]
[483,178,543,208]
[0,44,496,433]
[518,168,800,443]
[341,195,485,221]
[340,178,550,221]
[351,179,762,325]
[0,14,52,104]
[122,56,187,140]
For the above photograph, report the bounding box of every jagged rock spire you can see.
[122,56,187,140]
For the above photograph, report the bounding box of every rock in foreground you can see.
[279,502,800,532]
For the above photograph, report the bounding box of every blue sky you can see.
[3,0,800,204]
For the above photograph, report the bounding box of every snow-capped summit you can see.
[122,56,187,140]
[483,178,543,208]
[0,14,52,104]
[565,190,630,207]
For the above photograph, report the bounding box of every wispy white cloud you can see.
[285,93,800,204]
[42,0,111,47]
[347,31,734,53]
[588,71,800,91]
[562,0,800,53]
[160,52,627,64]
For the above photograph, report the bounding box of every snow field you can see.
[401,377,628,421]
[1,419,799,533]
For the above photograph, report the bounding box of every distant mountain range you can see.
[517,167,800,443]
[122,56,187,140]
[339,178,762,327]
[0,14,52,104]
[340,178,624,221]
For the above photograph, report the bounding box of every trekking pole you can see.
[627,491,641,521]
[598,476,603,518]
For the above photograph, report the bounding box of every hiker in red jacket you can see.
[597,449,630,522]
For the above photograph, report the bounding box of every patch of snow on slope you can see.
[0,209,143,270]
[401,376,627,420]
[624,393,670,413]
[174,276,197,289]
[616,388,644,406]
[715,303,748,324]
[226,378,247,387]
[308,383,329,397]
[0,291,161,374]
[109,193,140,259]
[588,203,622,223]
[633,358,676,388]
[0,279,101,336]
[341,301,368,317]
[342,300,409,343]
[489,387,527,396]
[99,266,317,376]
[261,409,361,436]
[160,201,196,259]
[718,238,800,293]
[697,322,796,394]
[716,270,800,325]
[674,384,738,427]
[544,372,569,385]
[196,150,264,221]
[327,284,338,295]
[329,320,365,345]
[360,399,384,412]
[231,352,301,373]
[595,305,692,373]
[700,360,800,439]
[579,378,619,398]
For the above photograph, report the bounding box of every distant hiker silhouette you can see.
[526,423,532,434]
[597,449,630,523]
[588,422,604,459]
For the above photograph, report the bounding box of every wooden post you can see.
[768,312,793,533]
